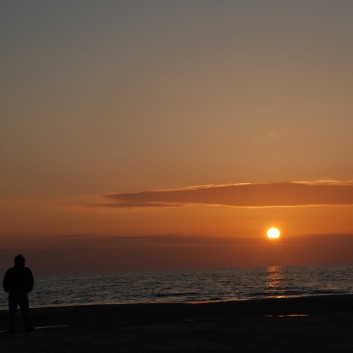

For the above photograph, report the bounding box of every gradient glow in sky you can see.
[2,1,353,274]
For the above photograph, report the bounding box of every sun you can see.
[267,227,281,239]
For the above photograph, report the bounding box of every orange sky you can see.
[2,181,353,274]
[2,1,353,274]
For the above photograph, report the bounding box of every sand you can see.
[1,295,353,352]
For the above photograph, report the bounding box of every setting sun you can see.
[267,227,281,239]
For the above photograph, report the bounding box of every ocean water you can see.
[1,265,353,310]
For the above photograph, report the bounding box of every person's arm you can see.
[26,269,34,292]
[3,270,10,292]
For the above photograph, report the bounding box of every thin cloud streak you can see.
[101,181,353,208]
[57,234,261,247]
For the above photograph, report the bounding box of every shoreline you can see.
[1,295,353,352]
[1,293,353,313]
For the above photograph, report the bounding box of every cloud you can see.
[3,233,353,274]
[97,180,353,208]
[57,234,260,247]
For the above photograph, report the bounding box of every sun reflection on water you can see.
[266,265,285,298]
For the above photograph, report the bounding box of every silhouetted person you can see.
[3,255,34,333]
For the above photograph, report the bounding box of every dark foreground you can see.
[1,295,353,352]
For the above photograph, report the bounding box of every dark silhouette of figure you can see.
[3,255,34,333]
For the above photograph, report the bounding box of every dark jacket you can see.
[3,266,34,294]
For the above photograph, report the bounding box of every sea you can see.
[1,265,353,310]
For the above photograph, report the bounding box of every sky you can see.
[2,0,353,274]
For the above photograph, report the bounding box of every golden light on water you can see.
[267,227,281,239]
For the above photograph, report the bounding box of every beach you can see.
[1,295,353,352]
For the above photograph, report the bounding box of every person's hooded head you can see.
[14,254,25,267]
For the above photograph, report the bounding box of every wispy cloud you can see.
[93,180,353,208]
[57,234,261,247]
